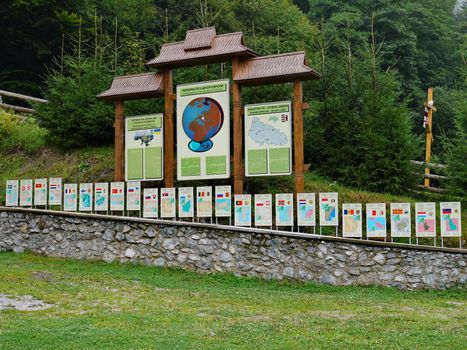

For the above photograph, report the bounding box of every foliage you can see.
[443,91,467,197]
[0,252,466,349]
[33,56,114,148]
[0,109,46,153]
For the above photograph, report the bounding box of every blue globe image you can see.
[182,97,224,152]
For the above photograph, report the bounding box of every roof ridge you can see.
[113,72,159,79]
[245,51,305,61]
[215,32,243,38]
[186,26,216,33]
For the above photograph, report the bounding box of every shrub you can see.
[0,109,47,153]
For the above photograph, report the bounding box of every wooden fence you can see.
[0,89,48,113]
[411,160,448,193]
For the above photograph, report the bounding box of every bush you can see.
[0,109,47,153]
[33,57,114,149]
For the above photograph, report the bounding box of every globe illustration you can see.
[182,97,224,152]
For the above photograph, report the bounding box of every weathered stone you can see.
[125,248,136,258]
[1,209,466,290]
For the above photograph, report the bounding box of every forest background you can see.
[0,0,465,196]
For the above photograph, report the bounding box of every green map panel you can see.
[181,157,201,177]
[127,148,143,179]
[248,149,267,175]
[269,147,290,174]
[206,156,226,175]
[144,147,162,179]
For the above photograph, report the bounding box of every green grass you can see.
[0,252,465,349]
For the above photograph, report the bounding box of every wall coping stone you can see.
[1,206,465,255]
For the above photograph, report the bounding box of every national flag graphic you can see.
[128,188,135,193]
[281,114,288,122]
[278,200,285,206]
[112,189,118,194]
[35,184,42,188]
[256,202,264,207]
[372,210,377,216]
[7,185,12,189]
[298,199,307,205]
[344,209,348,215]
[236,201,243,206]
[322,198,328,202]
[96,188,103,193]
[216,194,224,198]
[162,193,169,197]
[144,196,151,200]
[50,184,58,189]
[442,208,452,214]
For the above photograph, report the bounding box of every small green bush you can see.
[0,109,47,153]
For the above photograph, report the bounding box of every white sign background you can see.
[48,178,62,206]
[178,187,194,218]
[110,182,125,211]
[235,194,251,227]
[390,203,411,238]
[297,193,316,227]
[6,180,19,207]
[79,183,93,211]
[440,202,462,237]
[176,79,230,181]
[319,192,338,226]
[415,202,436,238]
[126,181,141,211]
[342,203,363,238]
[94,182,109,212]
[20,179,33,207]
[275,193,294,226]
[215,185,231,218]
[254,194,272,227]
[197,186,212,218]
[64,184,77,211]
[160,188,176,218]
[244,101,292,177]
[34,178,47,206]
[366,203,386,238]
[143,188,159,218]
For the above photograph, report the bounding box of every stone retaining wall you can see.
[0,208,465,290]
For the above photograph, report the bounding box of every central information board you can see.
[176,79,230,180]
[244,101,292,176]
[125,114,164,181]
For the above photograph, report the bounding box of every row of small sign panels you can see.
[5,180,463,238]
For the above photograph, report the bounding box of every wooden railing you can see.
[411,160,448,193]
[0,89,48,113]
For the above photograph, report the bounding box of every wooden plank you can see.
[415,184,447,193]
[0,103,34,113]
[232,58,243,194]
[423,173,447,181]
[0,89,48,104]
[411,160,447,169]
[163,70,175,188]
[424,88,433,187]
[114,100,124,181]
[293,80,305,194]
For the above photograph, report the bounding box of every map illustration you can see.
[393,216,410,233]
[299,205,314,221]
[248,117,288,146]
[216,198,230,214]
[161,198,175,217]
[277,205,292,224]
[322,204,336,222]
[344,215,360,233]
[443,217,459,232]
[182,97,224,152]
[235,207,251,225]
[180,196,192,215]
[367,217,386,232]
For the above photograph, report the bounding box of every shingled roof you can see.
[97,72,164,101]
[147,27,257,68]
[234,51,320,86]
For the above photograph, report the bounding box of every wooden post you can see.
[424,88,433,187]
[114,100,124,181]
[163,70,175,188]
[293,80,305,194]
[232,58,243,194]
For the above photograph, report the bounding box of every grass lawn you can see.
[0,253,465,349]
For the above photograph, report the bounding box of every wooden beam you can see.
[163,70,175,188]
[293,80,305,194]
[114,100,124,181]
[424,88,434,187]
[232,58,243,194]
[0,103,34,114]
[0,89,48,104]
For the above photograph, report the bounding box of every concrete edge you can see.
[1,206,465,255]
